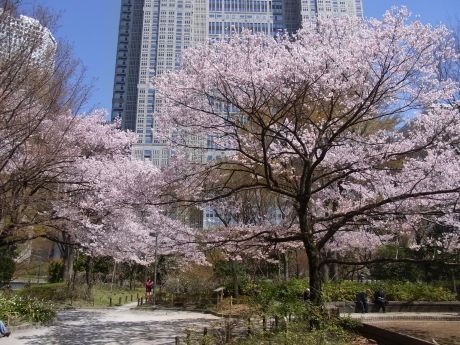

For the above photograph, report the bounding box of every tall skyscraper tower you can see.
[0,7,57,65]
[112,0,145,131]
[112,0,363,165]
[301,0,363,20]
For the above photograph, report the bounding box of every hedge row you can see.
[322,280,456,302]
[243,278,457,303]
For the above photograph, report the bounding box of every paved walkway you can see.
[346,312,460,321]
[5,303,220,345]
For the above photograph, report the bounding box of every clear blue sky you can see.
[19,0,460,113]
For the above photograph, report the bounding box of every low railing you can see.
[173,316,286,345]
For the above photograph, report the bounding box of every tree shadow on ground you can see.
[16,310,215,345]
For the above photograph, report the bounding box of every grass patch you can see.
[17,283,144,308]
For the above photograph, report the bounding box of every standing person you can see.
[145,278,153,303]
[356,290,369,313]
[303,288,312,303]
[374,289,387,313]
[0,320,10,337]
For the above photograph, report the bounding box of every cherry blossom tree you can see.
[155,8,460,303]
[0,3,203,292]
[0,2,88,244]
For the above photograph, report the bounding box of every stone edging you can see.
[349,314,460,321]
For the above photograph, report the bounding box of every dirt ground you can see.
[368,321,460,345]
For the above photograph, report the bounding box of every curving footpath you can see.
[4,303,220,345]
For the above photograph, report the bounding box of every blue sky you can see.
[20,0,460,113]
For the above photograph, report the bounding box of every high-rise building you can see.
[111,0,145,132]
[111,0,363,166]
[0,7,56,65]
[300,0,363,21]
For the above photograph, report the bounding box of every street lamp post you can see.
[149,232,159,307]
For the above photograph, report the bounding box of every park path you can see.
[5,303,220,345]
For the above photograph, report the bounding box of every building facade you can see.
[0,7,56,65]
[111,0,145,132]
[112,0,364,167]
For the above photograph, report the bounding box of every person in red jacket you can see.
[145,278,153,303]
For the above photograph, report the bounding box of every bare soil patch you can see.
[368,320,460,345]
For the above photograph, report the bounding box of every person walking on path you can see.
[0,320,10,337]
[374,289,387,313]
[145,278,153,303]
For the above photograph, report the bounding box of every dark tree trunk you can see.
[321,258,330,282]
[110,261,116,292]
[231,259,239,297]
[330,252,339,280]
[284,252,289,281]
[85,256,94,301]
[60,233,75,283]
[295,250,300,278]
[299,207,323,305]
[307,248,323,305]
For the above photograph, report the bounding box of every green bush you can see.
[246,279,310,317]
[17,283,71,302]
[0,295,56,323]
[244,279,455,306]
[48,260,64,283]
[323,280,456,302]
[234,321,353,345]
[0,245,16,286]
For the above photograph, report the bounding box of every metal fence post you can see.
[225,322,231,343]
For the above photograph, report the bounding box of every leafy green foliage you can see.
[48,260,64,283]
[0,244,16,286]
[244,279,309,317]
[233,321,354,345]
[323,280,456,302]
[17,283,70,302]
[243,278,455,310]
[369,246,424,281]
[370,233,460,283]
[0,295,56,323]
[74,254,112,275]
[214,260,250,295]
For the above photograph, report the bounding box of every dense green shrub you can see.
[245,279,309,317]
[214,260,251,296]
[243,279,455,307]
[234,321,354,345]
[48,260,65,283]
[17,283,70,302]
[0,245,16,286]
[0,295,56,323]
[323,280,456,302]
[369,244,460,282]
